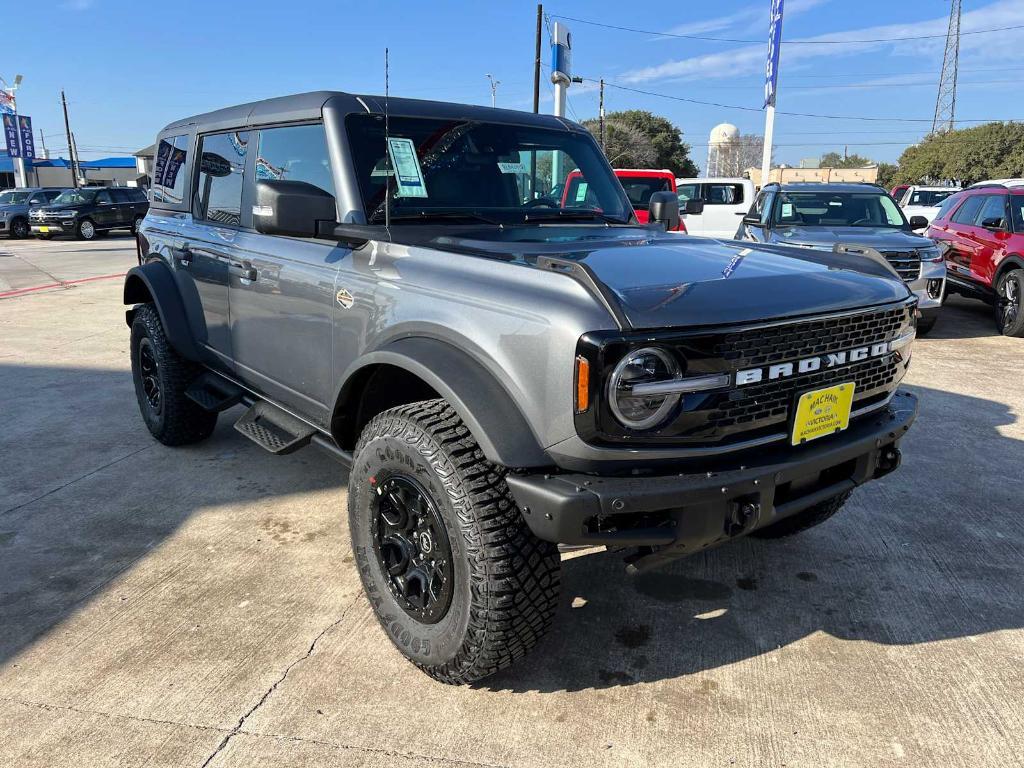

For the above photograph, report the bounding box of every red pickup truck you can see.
[563,168,686,231]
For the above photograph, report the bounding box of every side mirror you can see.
[682,198,704,215]
[741,213,763,227]
[981,216,1005,232]
[648,191,680,231]
[908,215,928,230]
[254,180,336,238]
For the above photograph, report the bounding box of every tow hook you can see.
[875,446,902,478]
[725,501,760,537]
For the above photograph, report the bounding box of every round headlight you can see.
[608,347,682,430]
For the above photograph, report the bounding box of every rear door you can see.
[702,182,748,238]
[93,189,117,229]
[226,122,343,422]
[109,188,134,226]
[969,193,1011,286]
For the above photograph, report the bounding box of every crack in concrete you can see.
[0,695,227,735]
[198,602,357,768]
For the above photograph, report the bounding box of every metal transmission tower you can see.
[931,0,962,134]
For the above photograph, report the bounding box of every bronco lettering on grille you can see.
[735,340,898,386]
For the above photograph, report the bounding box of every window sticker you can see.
[575,181,589,203]
[781,202,794,217]
[498,161,527,174]
[386,137,428,198]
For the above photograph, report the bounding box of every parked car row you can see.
[0,186,149,240]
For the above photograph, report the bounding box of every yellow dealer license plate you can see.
[791,382,856,446]
[37,226,50,232]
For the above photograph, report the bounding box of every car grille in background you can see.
[880,250,922,281]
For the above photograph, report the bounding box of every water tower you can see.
[706,123,739,177]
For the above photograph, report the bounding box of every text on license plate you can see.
[791,382,856,446]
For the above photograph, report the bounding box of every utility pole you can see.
[598,78,606,152]
[532,4,542,113]
[486,74,500,108]
[71,132,82,186]
[61,90,79,188]
[38,128,47,160]
[932,0,961,134]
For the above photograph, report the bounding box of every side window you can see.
[45,191,61,202]
[110,189,130,203]
[676,183,700,202]
[705,183,744,205]
[951,195,985,226]
[195,131,249,226]
[934,193,962,221]
[254,123,336,198]
[152,134,189,204]
[96,189,113,205]
[131,189,148,202]
[28,193,46,205]
[974,194,1007,228]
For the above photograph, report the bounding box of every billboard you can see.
[764,0,784,108]
[0,89,15,116]
[550,22,572,85]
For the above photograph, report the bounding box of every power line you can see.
[551,13,1024,45]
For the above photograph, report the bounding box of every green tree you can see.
[819,151,876,168]
[581,110,699,177]
[894,122,1024,185]
[875,162,899,190]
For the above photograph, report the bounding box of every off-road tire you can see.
[750,490,852,539]
[348,399,561,685]
[916,314,937,336]
[995,268,1024,337]
[76,218,97,240]
[9,217,28,239]
[130,303,217,445]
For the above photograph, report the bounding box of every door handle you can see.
[173,241,192,267]
[228,262,257,281]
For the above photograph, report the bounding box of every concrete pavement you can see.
[1,237,1022,767]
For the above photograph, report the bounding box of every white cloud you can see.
[659,0,830,39]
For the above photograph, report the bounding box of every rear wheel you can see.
[995,268,1024,337]
[9,217,28,239]
[349,399,561,685]
[130,304,217,445]
[131,215,144,235]
[76,218,97,240]
[750,491,852,539]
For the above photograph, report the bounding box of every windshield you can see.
[345,115,632,225]
[906,189,957,207]
[52,189,96,206]
[0,191,30,205]
[613,175,672,212]
[772,190,907,228]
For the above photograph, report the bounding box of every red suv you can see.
[927,181,1024,336]
[563,168,687,231]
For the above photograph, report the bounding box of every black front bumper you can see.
[506,391,917,570]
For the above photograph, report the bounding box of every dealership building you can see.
[0,149,140,189]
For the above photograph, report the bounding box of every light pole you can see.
[1,74,28,187]
[486,74,500,108]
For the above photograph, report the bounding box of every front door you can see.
[92,189,117,229]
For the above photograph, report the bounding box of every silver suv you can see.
[737,182,946,335]
[125,92,918,683]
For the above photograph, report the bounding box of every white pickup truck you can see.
[676,177,755,239]
[898,185,961,224]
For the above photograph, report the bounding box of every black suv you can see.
[31,186,149,240]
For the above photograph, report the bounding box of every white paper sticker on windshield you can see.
[781,202,794,217]
[575,182,589,203]
[498,161,527,174]
[386,137,428,198]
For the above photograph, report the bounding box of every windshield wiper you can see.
[522,210,627,224]
[369,210,503,226]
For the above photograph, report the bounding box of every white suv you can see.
[676,177,755,238]
[898,185,961,225]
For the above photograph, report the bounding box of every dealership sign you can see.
[3,114,20,157]
[764,0,784,108]
[0,89,14,116]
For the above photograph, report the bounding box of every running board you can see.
[186,373,244,412]
[234,400,315,455]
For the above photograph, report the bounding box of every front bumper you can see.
[30,220,75,233]
[506,390,917,570]
[908,259,946,310]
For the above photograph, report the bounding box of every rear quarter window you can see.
[934,192,963,221]
[152,135,190,205]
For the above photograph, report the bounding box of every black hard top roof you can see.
[161,90,576,135]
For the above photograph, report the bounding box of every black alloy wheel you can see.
[371,475,454,624]
[137,336,162,416]
[997,270,1022,336]
[10,218,28,238]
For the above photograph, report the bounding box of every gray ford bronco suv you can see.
[125,92,918,684]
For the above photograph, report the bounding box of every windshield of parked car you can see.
[0,191,30,204]
[345,115,633,225]
[52,189,96,206]
[610,175,672,212]
[771,190,908,228]
[906,189,957,207]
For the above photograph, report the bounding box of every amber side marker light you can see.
[574,355,590,414]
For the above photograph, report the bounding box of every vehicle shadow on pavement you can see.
[481,383,1024,693]
[926,295,999,340]
[0,364,345,669]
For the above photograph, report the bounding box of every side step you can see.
[186,373,244,412]
[233,401,316,455]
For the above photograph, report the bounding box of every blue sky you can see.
[6,0,1023,169]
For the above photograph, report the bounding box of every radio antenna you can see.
[384,47,391,236]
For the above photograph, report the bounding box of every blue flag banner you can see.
[18,115,34,159]
[3,113,21,158]
[764,0,784,108]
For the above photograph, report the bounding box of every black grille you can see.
[880,250,921,281]
[714,305,906,369]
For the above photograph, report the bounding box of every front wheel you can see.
[750,491,852,539]
[76,218,97,240]
[9,217,28,239]
[349,399,561,685]
[916,313,938,336]
[995,268,1024,337]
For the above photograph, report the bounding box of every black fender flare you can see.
[339,337,551,469]
[996,254,1024,283]
[123,261,202,361]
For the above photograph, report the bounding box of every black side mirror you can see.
[254,180,336,238]
[981,216,1005,232]
[908,215,928,230]
[682,198,704,215]
[741,213,763,227]
[648,191,680,231]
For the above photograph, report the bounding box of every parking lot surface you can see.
[1,237,1022,767]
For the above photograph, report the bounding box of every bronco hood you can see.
[417,226,913,329]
